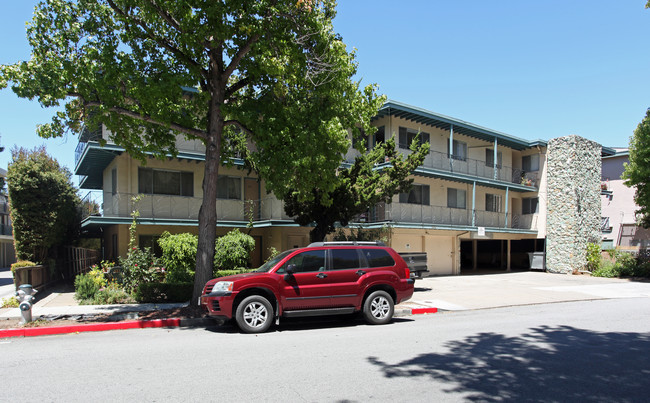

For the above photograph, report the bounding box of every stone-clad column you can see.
[546,135,601,274]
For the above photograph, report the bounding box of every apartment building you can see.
[75,100,611,275]
[601,149,650,251]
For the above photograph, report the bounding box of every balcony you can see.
[0,224,12,236]
[83,192,292,223]
[81,192,537,232]
[346,146,540,188]
[358,202,538,231]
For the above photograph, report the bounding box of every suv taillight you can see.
[404,267,410,279]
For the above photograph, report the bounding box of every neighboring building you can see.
[75,100,612,275]
[0,168,16,268]
[601,149,650,251]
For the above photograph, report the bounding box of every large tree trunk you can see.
[192,106,223,305]
[309,221,330,243]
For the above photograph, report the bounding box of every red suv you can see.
[200,241,415,333]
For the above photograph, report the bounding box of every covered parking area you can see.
[460,238,546,272]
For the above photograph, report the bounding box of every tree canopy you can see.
[0,0,382,302]
[284,136,429,242]
[7,146,81,263]
[623,108,650,227]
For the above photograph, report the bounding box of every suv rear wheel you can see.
[235,295,273,333]
[363,290,394,325]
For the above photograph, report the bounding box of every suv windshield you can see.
[253,250,293,273]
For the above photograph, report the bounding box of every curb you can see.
[395,307,438,317]
[1,307,439,339]
[0,317,213,339]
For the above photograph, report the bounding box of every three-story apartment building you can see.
[75,100,610,275]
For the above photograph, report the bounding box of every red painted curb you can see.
[0,318,182,339]
[411,307,438,314]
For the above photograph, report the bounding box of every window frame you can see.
[447,188,467,209]
[485,193,502,213]
[399,184,430,205]
[451,140,468,161]
[399,127,430,149]
[522,154,540,172]
[217,176,243,200]
[138,167,194,197]
[485,149,503,168]
[522,197,539,215]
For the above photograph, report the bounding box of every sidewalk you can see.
[2,271,650,322]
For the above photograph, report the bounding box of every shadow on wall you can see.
[368,325,650,401]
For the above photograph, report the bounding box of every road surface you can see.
[2,298,649,402]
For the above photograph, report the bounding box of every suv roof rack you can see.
[307,241,387,247]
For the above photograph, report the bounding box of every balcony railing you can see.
[83,192,293,222]
[346,146,540,187]
[82,192,538,231]
[0,224,13,236]
[357,202,538,231]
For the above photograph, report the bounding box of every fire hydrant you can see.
[16,284,37,325]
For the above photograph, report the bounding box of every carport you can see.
[460,238,545,272]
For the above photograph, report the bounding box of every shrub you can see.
[592,249,643,278]
[585,242,602,272]
[92,283,133,305]
[133,282,193,303]
[215,268,253,278]
[10,260,37,276]
[214,229,255,274]
[158,232,197,283]
[119,247,160,292]
[1,296,19,308]
[74,268,106,302]
[592,260,620,278]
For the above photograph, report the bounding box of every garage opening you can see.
[460,239,545,272]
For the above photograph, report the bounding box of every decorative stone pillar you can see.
[546,135,602,273]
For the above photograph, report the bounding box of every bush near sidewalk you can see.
[587,243,650,278]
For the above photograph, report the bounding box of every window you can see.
[485,149,502,168]
[399,127,430,149]
[279,250,326,273]
[331,249,361,270]
[139,235,162,257]
[450,140,467,161]
[522,154,540,172]
[374,126,385,146]
[447,188,467,209]
[363,249,395,268]
[138,168,193,196]
[522,197,538,215]
[399,184,430,205]
[111,168,117,195]
[217,176,242,200]
[486,194,502,213]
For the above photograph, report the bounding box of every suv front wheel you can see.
[363,290,394,325]
[235,295,274,333]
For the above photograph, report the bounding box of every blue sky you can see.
[1,1,649,183]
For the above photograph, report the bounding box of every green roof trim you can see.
[375,100,547,151]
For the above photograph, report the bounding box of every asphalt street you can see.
[2,298,649,402]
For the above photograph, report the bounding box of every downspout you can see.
[505,187,509,228]
[471,181,476,227]
[455,231,470,275]
[449,124,454,172]
[494,138,498,180]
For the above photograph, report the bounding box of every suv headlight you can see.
[212,281,234,293]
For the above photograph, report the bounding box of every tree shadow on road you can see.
[368,325,650,402]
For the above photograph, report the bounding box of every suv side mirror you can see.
[285,264,296,275]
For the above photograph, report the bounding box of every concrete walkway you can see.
[2,271,650,321]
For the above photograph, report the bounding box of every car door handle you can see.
[316,273,328,279]
[356,270,366,276]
